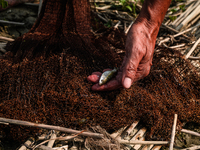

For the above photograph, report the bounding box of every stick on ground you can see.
[186,37,200,59]
[0,36,14,42]
[169,114,178,150]
[181,129,200,137]
[0,117,103,139]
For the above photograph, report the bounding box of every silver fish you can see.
[99,68,118,86]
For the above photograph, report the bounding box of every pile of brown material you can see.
[0,0,200,141]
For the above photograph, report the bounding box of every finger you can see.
[87,69,114,83]
[103,68,112,72]
[121,54,141,89]
[91,79,122,91]
[132,58,153,82]
[132,64,151,82]
[87,72,102,83]
[91,72,102,75]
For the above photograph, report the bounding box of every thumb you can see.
[123,77,132,89]
[121,55,141,89]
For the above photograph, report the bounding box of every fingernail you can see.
[123,77,132,88]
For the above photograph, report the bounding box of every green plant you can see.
[119,0,131,11]
[179,4,186,12]
[119,0,138,16]
[170,8,178,13]
[0,0,8,9]
[169,16,177,21]
[104,20,112,28]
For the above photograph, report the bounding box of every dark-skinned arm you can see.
[87,0,172,91]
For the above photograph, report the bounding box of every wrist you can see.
[133,17,160,40]
[133,0,171,39]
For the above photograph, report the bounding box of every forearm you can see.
[135,0,172,38]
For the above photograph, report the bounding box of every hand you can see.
[87,22,157,91]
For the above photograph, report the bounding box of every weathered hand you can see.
[87,0,172,91]
[120,23,156,88]
[87,23,157,91]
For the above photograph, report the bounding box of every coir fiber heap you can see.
[0,0,200,140]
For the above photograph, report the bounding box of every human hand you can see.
[87,22,158,91]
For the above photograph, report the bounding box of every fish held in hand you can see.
[99,68,118,86]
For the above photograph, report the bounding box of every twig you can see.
[131,127,146,141]
[119,140,169,145]
[0,121,9,125]
[91,5,112,10]
[0,117,103,139]
[114,21,121,29]
[181,129,200,137]
[52,145,68,150]
[141,144,154,150]
[188,56,200,60]
[173,0,199,27]
[122,121,139,139]
[180,145,200,150]
[0,36,14,42]
[38,145,54,150]
[177,23,200,37]
[169,114,178,150]
[24,3,39,6]
[169,43,186,48]
[161,24,190,39]
[176,4,200,30]
[125,21,133,34]
[172,3,194,27]
[128,127,147,148]
[186,14,200,29]
[110,125,128,139]
[38,134,49,140]
[124,21,127,32]
[33,132,84,150]
[47,131,57,148]
[171,1,193,26]
[185,37,200,59]
[38,0,43,16]
[0,20,25,26]
[159,23,200,45]
[115,121,138,141]
[152,145,162,150]
[169,41,196,49]
[0,45,7,53]
[97,13,108,22]
[104,10,134,22]
[18,137,35,150]
[164,19,171,25]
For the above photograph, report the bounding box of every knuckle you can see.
[143,66,151,77]
[137,48,146,57]
[125,63,137,78]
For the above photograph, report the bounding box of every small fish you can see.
[99,68,118,86]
